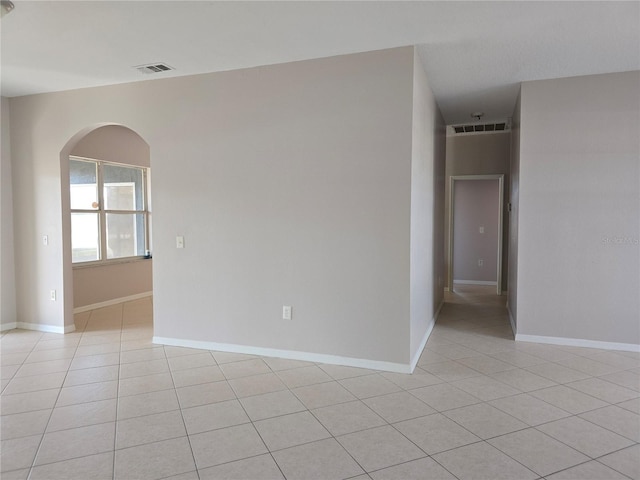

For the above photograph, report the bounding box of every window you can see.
[70,157,150,264]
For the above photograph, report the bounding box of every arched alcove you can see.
[60,124,151,330]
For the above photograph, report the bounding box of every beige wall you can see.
[409,51,446,363]
[445,132,510,289]
[1,97,17,328]
[69,125,152,308]
[73,261,152,308]
[508,91,521,329]
[432,113,446,327]
[72,125,150,167]
[453,179,500,283]
[8,47,441,369]
[517,71,639,346]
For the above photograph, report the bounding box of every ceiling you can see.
[2,1,638,125]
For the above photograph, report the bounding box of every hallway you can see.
[437,284,512,343]
[417,284,640,478]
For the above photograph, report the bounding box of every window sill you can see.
[72,256,152,270]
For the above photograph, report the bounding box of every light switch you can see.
[43,235,48,246]
[176,236,184,249]
[479,226,485,234]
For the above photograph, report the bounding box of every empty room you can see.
[1,2,638,479]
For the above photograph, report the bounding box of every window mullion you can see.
[97,161,107,261]
[103,209,146,214]
[143,169,150,253]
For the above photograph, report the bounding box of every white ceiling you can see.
[2,1,639,124]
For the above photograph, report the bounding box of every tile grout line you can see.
[25,308,90,478]
[1,330,44,395]
[230,373,289,480]
[163,341,203,480]
[112,302,125,480]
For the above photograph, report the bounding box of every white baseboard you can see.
[409,299,444,373]
[1,322,18,332]
[453,280,497,286]
[153,336,413,374]
[507,305,516,337]
[74,291,152,313]
[4,322,76,334]
[515,333,640,353]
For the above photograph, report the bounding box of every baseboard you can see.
[409,299,444,373]
[74,291,152,313]
[453,280,497,286]
[506,305,516,337]
[1,322,18,332]
[153,336,412,374]
[8,322,76,334]
[515,333,640,353]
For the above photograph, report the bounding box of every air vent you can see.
[449,121,510,136]
[134,63,174,75]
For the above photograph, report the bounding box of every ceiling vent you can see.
[134,63,174,75]
[448,121,510,136]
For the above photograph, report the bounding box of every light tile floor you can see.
[1,286,639,479]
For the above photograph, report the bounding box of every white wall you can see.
[8,47,440,370]
[1,97,17,329]
[453,179,500,283]
[517,71,639,347]
[69,125,153,308]
[445,133,510,288]
[409,51,446,365]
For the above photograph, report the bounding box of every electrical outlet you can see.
[282,305,292,320]
[479,226,485,234]
[50,290,56,301]
[176,236,184,249]
[478,259,483,267]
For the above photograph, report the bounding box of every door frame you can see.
[448,174,504,295]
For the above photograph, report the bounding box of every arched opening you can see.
[60,124,152,331]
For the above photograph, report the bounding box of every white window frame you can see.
[70,156,151,265]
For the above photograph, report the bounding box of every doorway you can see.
[448,175,504,295]
[60,124,153,330]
